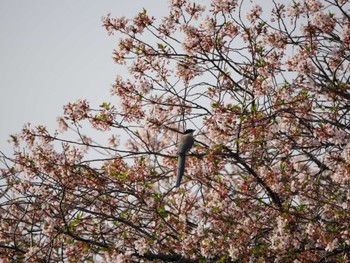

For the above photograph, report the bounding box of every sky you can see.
[0,0,169,156]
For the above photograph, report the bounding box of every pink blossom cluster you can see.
[246,4,263,24]
[102,13,128,35]
[210,0,238,14]
[2,0,350,262]
[63,99,90,122]
[313,11,336,34]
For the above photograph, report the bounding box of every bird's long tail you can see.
[176,154,186,187]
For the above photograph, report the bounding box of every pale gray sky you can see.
[0,0,168,156]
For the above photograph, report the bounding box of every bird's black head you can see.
[184,129,195,134]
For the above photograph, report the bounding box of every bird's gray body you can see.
[175,130,195,187]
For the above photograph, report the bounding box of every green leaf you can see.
[278,99,285,106]
[211,102,219,109]
[82,245,90,252]
[157,207,167,217]
[157,43,165,49]
[251,103,257,113]
[69,220,80,228]
[96,115,105,121]
[151,193,160,203]
[215,256,228,263]
[300,90,308,97]
[295,204,306,212]
[212,206,220,212]
[100,102,111,109]
[258,21,266,28]
[139,156,145,165]
[279,162,285,172]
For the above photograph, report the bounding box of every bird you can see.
[175,129,195,187]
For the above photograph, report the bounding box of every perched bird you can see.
[175,129,195,187]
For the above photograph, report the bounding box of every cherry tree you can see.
[1,0,350,261]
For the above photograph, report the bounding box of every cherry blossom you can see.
[1,0,350,261]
